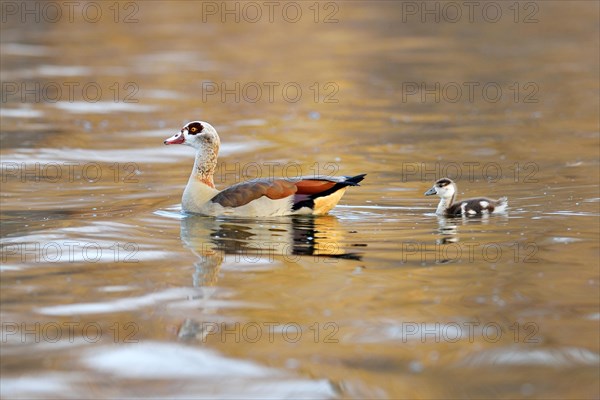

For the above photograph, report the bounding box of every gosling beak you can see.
[424,187,437,196]
[164,132,185,145]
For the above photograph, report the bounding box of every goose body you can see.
[165,121,365,217]
[425,178,507,217]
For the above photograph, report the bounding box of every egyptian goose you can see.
[424,178,508,216]
[164,121,365,217]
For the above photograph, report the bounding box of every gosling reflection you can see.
[436,216,459,244]
[180,215,363,286]
[430,212,510,264]
[433,211,510,244]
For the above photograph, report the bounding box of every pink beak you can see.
[164,132,185,145]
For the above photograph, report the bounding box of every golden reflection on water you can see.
[180,215,364,285]
[1,1,599,399]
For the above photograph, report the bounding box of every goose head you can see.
[164,121,220,152]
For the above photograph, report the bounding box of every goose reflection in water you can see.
[179,215,364,287]
[177,215,365,341]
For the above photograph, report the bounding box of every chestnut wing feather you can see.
[294,180,337,195]
[211,174,365,209]
[211,179,297,208]
[292,174,366,211]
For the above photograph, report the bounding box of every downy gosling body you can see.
[425,178,508,217]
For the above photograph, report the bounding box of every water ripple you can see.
[459,346,600,367]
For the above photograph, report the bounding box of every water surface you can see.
[1,2,599,399]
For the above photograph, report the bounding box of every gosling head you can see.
[425,178,457,199]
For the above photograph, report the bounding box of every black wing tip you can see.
[344,174,367,186]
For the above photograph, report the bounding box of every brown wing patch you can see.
[211,179,297,208]
[265,180,297,199]
[294,180,336,195]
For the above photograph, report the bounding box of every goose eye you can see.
[190,127,198,134]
